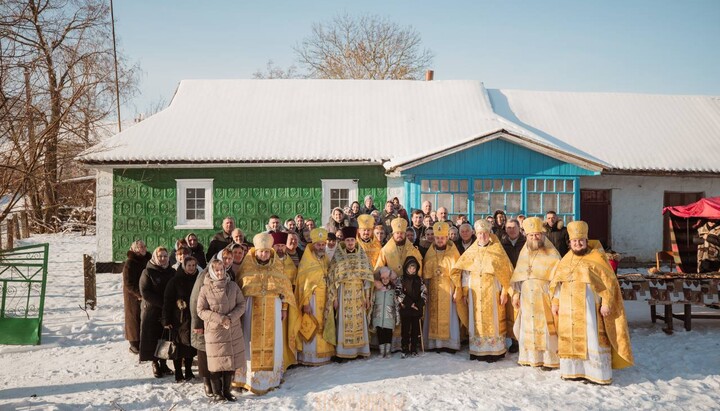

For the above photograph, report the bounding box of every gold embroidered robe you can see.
[358,237,382,268]
[450,236,513,350]
[295,249,335,361]
[510,239,560,366]
[237,252,299,373]
[323,245,374,352]
[374,239,423,277]
[423,242,461,340]
[550,245,634,370]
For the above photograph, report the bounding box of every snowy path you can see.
[1,234,720,410]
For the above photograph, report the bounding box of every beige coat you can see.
[197,275,246,372]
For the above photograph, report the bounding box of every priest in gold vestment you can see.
[234,233,299,394]
[422,222,462,352]
[324,226,374,359]
[295,228,335,365]
[357,214,382,268]
[510,217,560,369]
[451,220,513,361]
[550,221,634,385]
[374,218,422,351]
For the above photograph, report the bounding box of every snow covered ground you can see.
[2,233,720,410]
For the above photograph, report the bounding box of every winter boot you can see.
[159,359,173,376]
[173,359,184,382]
[383,344,391,358]
[210,375,225,402]
[202,377,213,397]
[184,358,195,380]
[379,344,386,358]
[222,371,237,402]
[151,360,162,378]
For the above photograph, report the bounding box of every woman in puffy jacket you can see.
[197,259,246,402]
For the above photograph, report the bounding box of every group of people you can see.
[122,200,634,403]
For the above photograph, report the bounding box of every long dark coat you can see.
[139,261,175,362]
[123,251,151,343]
[162,269,199,359]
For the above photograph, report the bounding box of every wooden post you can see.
[21,211,29,239]
[6,218,14,250]
[83,254,97,310]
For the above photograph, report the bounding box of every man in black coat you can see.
[543,211,569,257]
[501,219,526,267]
[205,217,235,262]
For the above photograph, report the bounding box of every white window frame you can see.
[321,179,358,227]
[175,179,214,230]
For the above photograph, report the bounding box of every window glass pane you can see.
[450,180,458,192]
[331,199,340,209]
[484,179,492,191]
[196,210,205,220]
[440,180,449,192]
[331,188,339,198]
[339,189,349,202]
[431,180,439,191]
[196,199,205,209]
[454,194,468,213]
[474,193,489,214]
[536,180,545,191]
[513,179,521,191]
[547,180,555,192]
[556,179,566,192]
[526,180,535,192]
[460,180,468,192]
[559,193,574,214]
[543,194,557,213]
[474,179,482,191]
[186,198,194,209]
[527,193,541,214]
[195,188,204,198]
[186,188,194,198]
[186,210,196,220]
[438,193,452,210]
[507,193,521,214]
[566,179,574,192]
[493,180,502,191]
[421,180,430,191]
[490,193,505,212]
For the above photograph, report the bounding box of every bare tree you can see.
[294,14,433,80]
[0,0,138,232]
[252,60,303,79]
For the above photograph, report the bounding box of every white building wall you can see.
[96,168,114,262]
[580,174,720,262]
[387,176,405,205]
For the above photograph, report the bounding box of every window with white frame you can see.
[321,179,358,226]
[175,179,214,229]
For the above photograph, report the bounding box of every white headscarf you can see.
[207,260,228,283]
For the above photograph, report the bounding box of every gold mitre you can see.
[523,217,544,234]
[567,220,589,240]
[433,221,449,237]
[474,219,492,233]
[310,227,328,243]
[391,218,408,233]
[357,214,375,230]
[253,233,273,251]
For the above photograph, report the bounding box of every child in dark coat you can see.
[396,256,427,358]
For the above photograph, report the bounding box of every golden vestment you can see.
[358,237,382,268]
[510,239,560,366]
[295,249,335,362]
[450,236,513,354]
[550,245,634,371]
[323,245,374,354]
[237,252,299,373]
[423,242,461,340]
[374,239,423,277]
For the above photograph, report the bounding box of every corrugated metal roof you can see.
[488,89,720,173]
[79,79,524,165]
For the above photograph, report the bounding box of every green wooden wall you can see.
[112,166,386,261]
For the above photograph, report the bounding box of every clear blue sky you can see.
[112,0,720,121]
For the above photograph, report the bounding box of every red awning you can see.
[662,197,720,218]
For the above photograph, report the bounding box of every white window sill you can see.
[174,224,213,230]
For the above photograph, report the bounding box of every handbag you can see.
[154,328,177,360]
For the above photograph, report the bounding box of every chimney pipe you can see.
[425,70,434,81]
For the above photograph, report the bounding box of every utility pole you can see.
[110,0,122,132]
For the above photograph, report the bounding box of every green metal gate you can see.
[0,243,49,345]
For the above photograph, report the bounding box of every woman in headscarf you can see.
[139,246,176,378]
[123,240,151,354]
[162,256,200,382]
[197,259,246,402]
[226,243,248,280]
